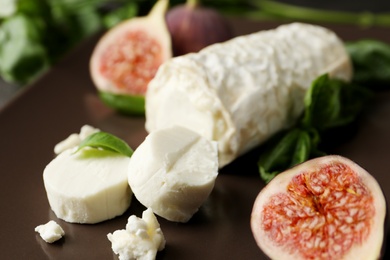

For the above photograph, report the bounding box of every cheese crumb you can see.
[107,208,165,260]
[35,220,65,243]
[54,125,100,154]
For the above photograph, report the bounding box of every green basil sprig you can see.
[301,73,373,130]
[258,74,373,183]
[258,128,323,183]
[98,91,145,115]
[75,131,133,157]
[346,40,390,90]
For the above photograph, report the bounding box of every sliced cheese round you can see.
[43,148,132,224]
[145,22,352,167]
[128,125,218,223]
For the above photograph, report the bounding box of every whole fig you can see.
[166,0,233,56]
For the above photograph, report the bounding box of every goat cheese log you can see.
[145,23,352,167]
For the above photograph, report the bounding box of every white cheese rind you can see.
[35,220,65,243]
[128,125,218,222]
[43,148,132,224]
[107,208,165,260]
[145,23,352,167]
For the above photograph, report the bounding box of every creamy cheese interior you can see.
[44,148,132,224]
[128,125,218,222]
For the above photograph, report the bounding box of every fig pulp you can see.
[90,0,171,115]
[251,155,386,260]
[166,0,233,56]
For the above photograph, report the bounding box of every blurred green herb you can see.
[346,40,390,89]
[0,13,50,84]
[0,0,140,85]
[103,2,138,28]
[250,0,390,27]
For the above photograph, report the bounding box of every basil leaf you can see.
[346,39,390,89]
[75,131,133,157]
[259,167,279,184]
[258,128,314,183]
[258,129,300,172]
[291,130,311,166]
[302,74,373,131]
[99,91,145,115]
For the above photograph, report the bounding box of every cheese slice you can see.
[128,125,218,222]
[43,148,132,224]
[145,23,352,167]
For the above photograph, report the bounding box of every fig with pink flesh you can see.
[166,0,233,56]
[251,155,386,260]
[89,0,171,115]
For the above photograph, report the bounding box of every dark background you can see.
[1,1,390,259]
[278,0,390,12]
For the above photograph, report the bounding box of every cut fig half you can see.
[90,0,171,115]
[251,155,386,260]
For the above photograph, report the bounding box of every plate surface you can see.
[0,19,389,260]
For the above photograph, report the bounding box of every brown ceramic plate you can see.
[0,19,389,259]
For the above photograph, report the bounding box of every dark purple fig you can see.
[166,0,233,56]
